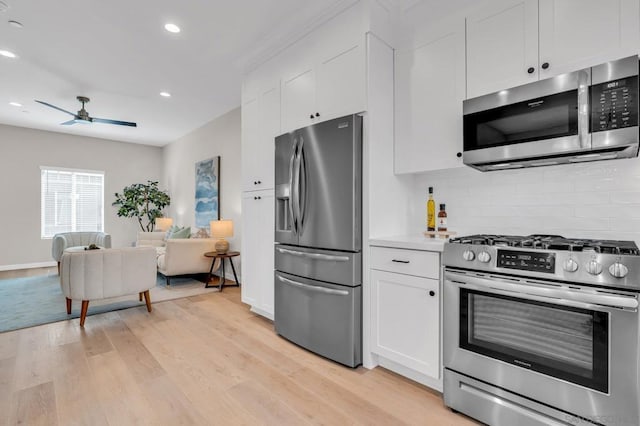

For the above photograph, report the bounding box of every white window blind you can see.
[41,167,104,238]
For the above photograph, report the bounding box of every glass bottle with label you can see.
[427,187,435,231]
[437,204,447,232]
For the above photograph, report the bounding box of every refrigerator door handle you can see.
[277,275,350,296]
[298,136,307,231]
[288,137,299,233]
[276,247,350,262]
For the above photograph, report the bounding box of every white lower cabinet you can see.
[241,190,275,319]
[370,246,441,388]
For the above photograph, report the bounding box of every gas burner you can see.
[448,234,640,255]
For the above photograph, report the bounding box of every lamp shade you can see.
[155,217,173,231]
[210,219,233,238]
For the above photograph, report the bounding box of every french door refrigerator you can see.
[274,114,362,367]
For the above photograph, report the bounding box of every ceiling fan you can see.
[35,96,137,127]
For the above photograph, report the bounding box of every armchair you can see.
[52,232,112,274]
[60,247,156,326]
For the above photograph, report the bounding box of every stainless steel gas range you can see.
[443,235,640,426]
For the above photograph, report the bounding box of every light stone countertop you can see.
[368,234,450,252]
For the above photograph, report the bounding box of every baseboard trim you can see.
[0,261,57,272]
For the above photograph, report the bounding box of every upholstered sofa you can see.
[60,247,156,326]
[52,232,112,274]
[137,232,219,285]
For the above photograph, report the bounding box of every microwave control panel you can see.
[591,76,638,132]
[497,250,555,273]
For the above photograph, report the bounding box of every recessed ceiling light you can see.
[0,49,16,58]
[9,102,22,107]
[160,92,171,98]
[8,20,23,28]
[164,23,180,33]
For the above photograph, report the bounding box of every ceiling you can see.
[0,0,354,146]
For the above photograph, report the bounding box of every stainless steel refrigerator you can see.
[274,114,362,367]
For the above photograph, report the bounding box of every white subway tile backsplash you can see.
[410,157,640,243]
[610,191,640,204]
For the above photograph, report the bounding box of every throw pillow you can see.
[165,225,180,240]
[168,227,191,239]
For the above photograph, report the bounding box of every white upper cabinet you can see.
[241,73,280,192]
[466,0,539,99]
[282,66,316,133]
[316,43,366,122]
[467,0,640,98]
[280,3,366,133]
[538,0,640,79]
[395,19,466,174]
[281,41,365,133]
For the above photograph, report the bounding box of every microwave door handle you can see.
[578,68,591,149]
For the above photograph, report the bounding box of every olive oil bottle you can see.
[427,187,435,231]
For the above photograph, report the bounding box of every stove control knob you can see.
[586,260,603,276]
[608,262,629,279]
[463,250,475,261]
[562,258,579,273]
[478,251,491,263]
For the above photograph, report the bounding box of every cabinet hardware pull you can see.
[310,114,314,119]
[456,152,462,158]
[527,67,535,74]
[391,259,410,264]
[541,62,549,70]
[429,291,436,297]
[315,112,320,117]
[254,196,261,200]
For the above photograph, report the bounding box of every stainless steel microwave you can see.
[463,55,639,171]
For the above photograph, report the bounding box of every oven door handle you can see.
[446,271,638,310]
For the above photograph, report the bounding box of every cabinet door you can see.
[241,190,275,318]
[395,20,465,173]
[281,66,316,133]
[241,97,260,192]
[316,42,366,122]
[255,83,280,190]
[539,0,640,79]
[242,81,279,191]
[371,270,440,378]
[466,0,539,98]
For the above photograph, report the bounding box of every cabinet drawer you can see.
[370,247,439,279]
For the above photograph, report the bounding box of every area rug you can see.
[0,273,218,333]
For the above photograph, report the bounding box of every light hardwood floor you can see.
[0,273,479,425]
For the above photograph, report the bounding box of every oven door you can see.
[444,269,640,421]
[463,67,591,166]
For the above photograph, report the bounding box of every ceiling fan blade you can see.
[60,120,76,125]
[91,117,137,127]
[35,100,76,117]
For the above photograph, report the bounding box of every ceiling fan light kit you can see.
[35,96,137,128]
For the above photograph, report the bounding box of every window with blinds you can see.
[41,167,105,238]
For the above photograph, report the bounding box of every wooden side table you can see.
[204,251,241,290]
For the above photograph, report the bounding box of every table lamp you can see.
[155,217,173,231]
[210,219,233,253]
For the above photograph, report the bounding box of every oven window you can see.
[460,290,608,393]
[464,89,579,150]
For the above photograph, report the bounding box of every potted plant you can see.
[112,180,171,231]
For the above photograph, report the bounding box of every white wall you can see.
[162,108,242,270]
[0,124,163,269]
[408,157,640,244]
